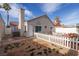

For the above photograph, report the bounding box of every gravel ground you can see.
[0,37,78,56]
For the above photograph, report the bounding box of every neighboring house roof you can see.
[63,25,75,28]
[10,21,18,26]
[27,15,53,25]
[58,23,79,28]
[63,24,79,28]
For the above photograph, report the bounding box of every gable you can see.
[27,15,53,26]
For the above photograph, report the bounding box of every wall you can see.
[5,27,12,35]
[55,27,78,34]
[0,20,5,41]
[18,9,24,29]
[28,15,53,34]
[18,8,25,36]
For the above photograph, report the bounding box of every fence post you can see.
[76,38,78,51]
[69,40,71,48]
[66,38,68,48]
[62,37,64,46]
[65,37,67,47]
[73,38,74,49]
[49,35,50,42]
[66,39,67,47]
[62,40,64,46]
[36,33,38,39]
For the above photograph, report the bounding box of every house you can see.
[10,21,21,37]
[0,13,5,41]
[27,15,53,34]
[10,21,18,32]
[18,8,54,37]
[53,17,79,34]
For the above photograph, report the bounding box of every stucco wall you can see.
[5,27,12,35]
[55,27,78,34]
[27,15,53,34]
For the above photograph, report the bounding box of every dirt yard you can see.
[0,37,78,56]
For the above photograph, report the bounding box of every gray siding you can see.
[28,15,53,34]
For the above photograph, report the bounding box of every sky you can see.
[0,3,79,25]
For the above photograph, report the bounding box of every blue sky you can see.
[0,3,79,25]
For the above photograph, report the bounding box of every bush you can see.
[13,43,20,48]
[21,43,25,46]
[52,48,55,51]
[60,47,63,49]
[30,52,34,56]
[4,44,14,53]
[4,50,7,53]
[48,50,52,53]
[4,44,14,50]
[56,50,59,53]
[37,46,41,49]
[37,52,42,55]
[27,48,35,52]
[25,46,31,49]
[43,49,47,52]
[44,51,48,55]
[48,48,52,53]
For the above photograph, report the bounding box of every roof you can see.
[59,24,79,28]
[27,15,53,25]
[10,21,18,26]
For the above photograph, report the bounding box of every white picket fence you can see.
[34,32,79,51]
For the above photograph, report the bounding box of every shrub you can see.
[48,48,52,53]
[21,43,25,46]
[28,46,31,48]
[13,43,20,48]
[48,50,52,53]
[43,49,47,52]
[52,48,59,53]
[37,46,41,49]
[52,48,55,51]
[30,52,34,56]
[37,47,41,49]
[28,48,35,52]
[4,50,7,53]
[37,52,42,55]
[25,46,31,49]
[56,50,59,53]
[60,47,63,49]
[44,51,48,55]
[4,44,14,50]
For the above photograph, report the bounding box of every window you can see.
[35,26,41,32]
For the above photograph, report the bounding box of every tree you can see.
[0,3,11,27]
[53,16,61,27]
